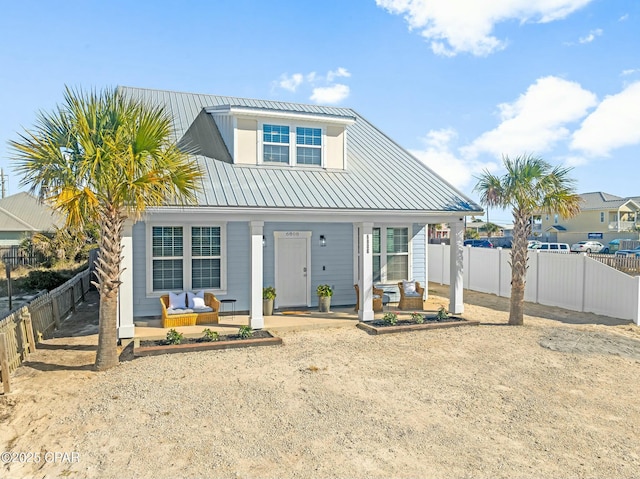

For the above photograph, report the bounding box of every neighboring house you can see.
[0,192,64,246]
[539,192,640,244]
[117,87,482,339]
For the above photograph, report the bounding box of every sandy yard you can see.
[2,284,640,479]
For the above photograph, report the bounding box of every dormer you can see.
[204,105,356,170]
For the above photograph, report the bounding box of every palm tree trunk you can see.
[508,211,530,325]
[93,204,124,370]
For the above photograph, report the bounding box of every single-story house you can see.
[0,191,65,246]
[116,87,483,339]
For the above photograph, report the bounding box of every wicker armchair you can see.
[160,292,220,328]
[397,281,425,310]
[354,284,384,312]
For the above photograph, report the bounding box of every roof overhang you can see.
[205,106,356,126]
[142,206,473,225]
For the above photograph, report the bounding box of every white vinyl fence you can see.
[428,244,640,325]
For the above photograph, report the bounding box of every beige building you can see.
[538,192,640,245]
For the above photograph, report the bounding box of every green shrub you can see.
[238,325,253,339]
[316,284,333,297]
[436,306,449,321]
[410,312,424,324]
[263,286,276,300]
[202,328,219,342]
[23,270,68,291]
[165,329,184,345]
[382,312,398,325]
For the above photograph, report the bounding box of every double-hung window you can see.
[296,127,322,165]
[263,124,290,163]
[262,123,322,166]
[357,226,411,284]
[150,225,224,293]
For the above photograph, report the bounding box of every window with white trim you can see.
[296,127,321,165]
[150,225,224,293]
[261,123,323,166]
[263,124,290,163]
[357,226,411,284]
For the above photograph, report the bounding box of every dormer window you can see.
[263,124,290,164]
[262,123,323,166]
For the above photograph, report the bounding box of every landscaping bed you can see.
[357,312,479,335]
[134,330,282,357]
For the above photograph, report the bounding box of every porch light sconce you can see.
[319,235,327,247]
[262,235,266,247]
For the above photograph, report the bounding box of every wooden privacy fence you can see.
[428,244,640,326]
[0,268,92,393]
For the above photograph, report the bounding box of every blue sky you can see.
[1,0,639,225]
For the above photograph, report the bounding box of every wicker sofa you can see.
[354,284,384,312]
[397,281,425,310]
[159,292,221,328]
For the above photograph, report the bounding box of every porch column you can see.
[358,222,374,322]
[449,219,464,315]
[249,221,264,329]
[117,221,135,339]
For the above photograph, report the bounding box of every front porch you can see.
[132,300,445,341]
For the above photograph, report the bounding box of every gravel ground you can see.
[2,286,640,479]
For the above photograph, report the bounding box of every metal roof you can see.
[120,86,482,214]
[0,192,65,232]
[580,192,640,210]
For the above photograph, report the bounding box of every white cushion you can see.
[402,281,416,295]
[187,290,204,308]
[192,296,206,309]
[169,292,187,309]
[167,308,194,315]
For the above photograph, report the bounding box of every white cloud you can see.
[273,68,352,104]
[310,84,350,105]
[409,128,498,190]
[327,67,351,81]
[278,73,304,92]
[578,28,602,43]
[619,14,629,21]
[462,76,597,158]
[571,81,640,157]
[375,0,593,56]
[621,69,639,76]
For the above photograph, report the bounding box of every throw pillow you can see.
[168,292,186,309]
[192,296,206,309]
[403,280,416,295]
[187,290,205,308]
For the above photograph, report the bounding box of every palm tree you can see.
[474,154,581,325]
[11,87,202,369]
[483,222,501,239]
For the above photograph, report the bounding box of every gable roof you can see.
[121,86,482,214]
[0,192,65,232]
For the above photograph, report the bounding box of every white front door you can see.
[275,232,311,307]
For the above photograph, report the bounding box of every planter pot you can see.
[263,299,274,316]
[318,296,331,312]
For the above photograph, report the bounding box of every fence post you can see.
[52,294,61,329]
[634,277,640,326]
[0,332,11,394]
[70,285,76,313]
[22,309,37,352]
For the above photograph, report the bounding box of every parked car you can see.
[570,241,606,253]
[464,239,494,248]
[615,246,640,258]
[527,240,542,249]
[530,242,570,253]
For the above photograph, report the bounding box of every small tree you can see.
[474,154,581,325]
[11,86,202,370]
[483,222,501,239]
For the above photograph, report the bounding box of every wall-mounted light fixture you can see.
[262,235,266,247]
[319,235,327,247]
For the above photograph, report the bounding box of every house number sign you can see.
[284,232,301,237]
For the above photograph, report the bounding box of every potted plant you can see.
[316,284,333,312]
[263,286,276,316]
